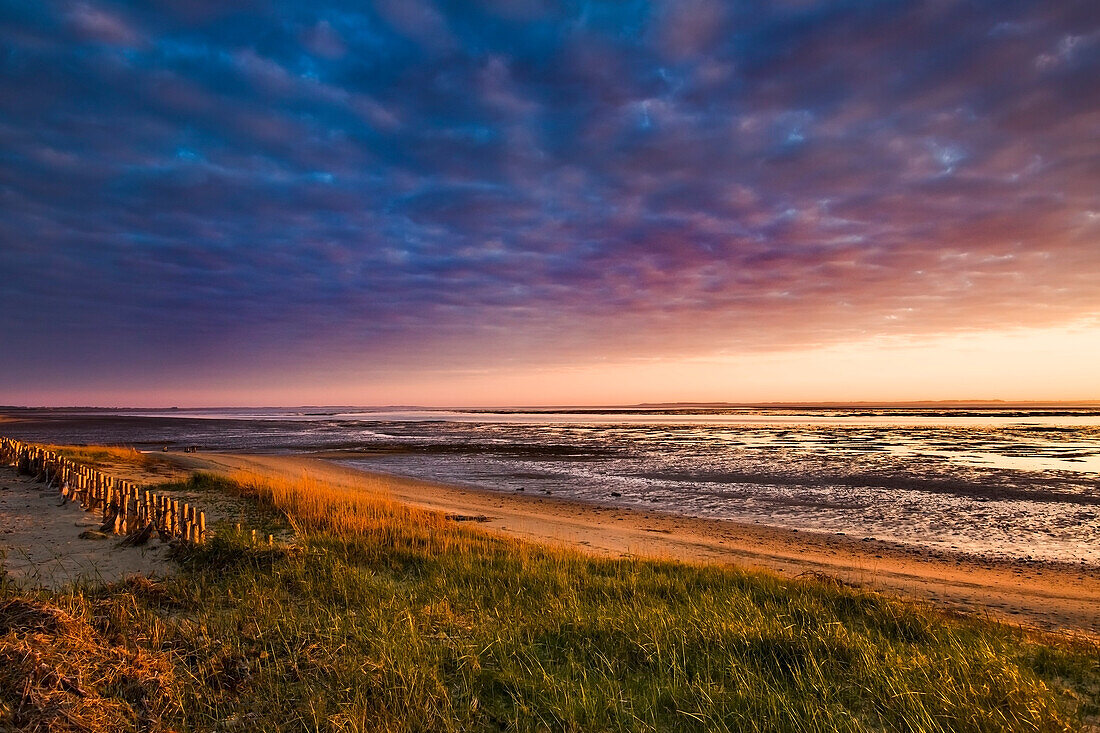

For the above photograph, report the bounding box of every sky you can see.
[1,0,1098,407]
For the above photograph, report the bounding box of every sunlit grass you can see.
[47,444,149,469]
[2,468,1097,731]
[225,468,449,537]
[45,443,185,481]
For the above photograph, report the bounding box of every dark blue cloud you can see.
[0,0,1098,397]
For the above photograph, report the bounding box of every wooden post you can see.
[2,438,223,546]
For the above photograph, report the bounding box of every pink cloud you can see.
[66,3,141,46]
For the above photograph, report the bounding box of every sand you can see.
[0,467,172,589]
[174,452,1100,637]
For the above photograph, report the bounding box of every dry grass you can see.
[46,444,186,483]
[226,468,446,536]
[46,445,149,470]
[0,581,179,731]
[221,469,538,562]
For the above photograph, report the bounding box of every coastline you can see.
[172,451,1100,637]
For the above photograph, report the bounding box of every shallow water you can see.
[4,407,1099,562]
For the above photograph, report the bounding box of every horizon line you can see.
[4,399,1100,412]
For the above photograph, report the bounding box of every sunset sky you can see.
[1,1,1098,407]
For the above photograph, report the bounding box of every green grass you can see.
[1,470,1097,732]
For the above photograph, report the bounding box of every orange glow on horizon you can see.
[365,320,1100,407]
[13,320,1099,408]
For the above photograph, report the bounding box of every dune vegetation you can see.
[1,463,1097,731]
[46,444,150,469]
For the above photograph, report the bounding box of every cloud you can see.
[0,0,1098,399]
[650,0,728,60]
[65,2,142,46]
[373,0,458,54]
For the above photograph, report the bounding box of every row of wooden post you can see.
[0,437,207,545]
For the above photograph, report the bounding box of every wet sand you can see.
[175,451,1100,637]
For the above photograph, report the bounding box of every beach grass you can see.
[2,468,1098,731]
[46,444,153,470]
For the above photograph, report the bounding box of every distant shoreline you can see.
[3,400,1100,413]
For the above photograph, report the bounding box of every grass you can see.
[46,444,185,484]
[46,444,152,470]
[1,468,1098,731]
[0,589,178,730]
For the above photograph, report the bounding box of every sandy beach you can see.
[164,451,1100,637]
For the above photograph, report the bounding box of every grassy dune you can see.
[47,444,150,469]
[2,467,1098,731]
